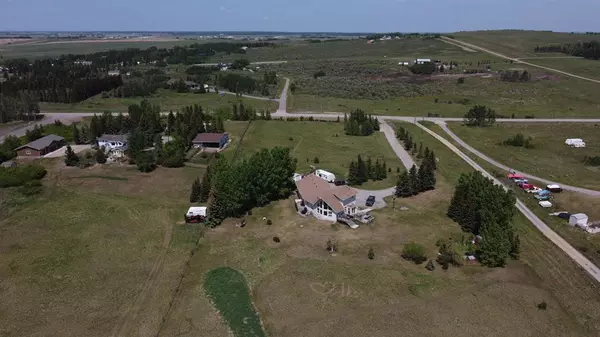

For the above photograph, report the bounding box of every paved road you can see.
[438,122,600,197]
[192,60,288,66]
[380,121,415,170]
[413,121,600,283]
[441,36,600,85]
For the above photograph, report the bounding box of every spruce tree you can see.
[478,217,512,267]
[189,177,201,203]
[72,124,81,145]
[408,165,419,196]
[348,161,358,185]
[64,145,79,166]
[417,142,424,159]
[199,172,211,202]
[95,149,107,164]
[357,155,367,184]
[382,162,387,179]
[366,157,374,180]
[510,233,520,260]
[395,171,412,197]
[424,147,430,161]
[428,150,437,170]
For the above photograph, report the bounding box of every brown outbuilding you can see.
[15,134,65,157]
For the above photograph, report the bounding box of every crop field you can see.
[0,39,192,59]
[40,89,277,113]
[452,30,598,58]
[227,120,403,189]
[0,164,204,337]
[447,123,600,190]
[159,120,600,337]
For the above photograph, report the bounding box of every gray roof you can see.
[98,134,128,142]
[15,134,64,151]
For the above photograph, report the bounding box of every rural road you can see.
[413,121,600,283]
[437,122,600,197]
[193,60,288,66]
[441,36,600,85]
[277,77,290,114]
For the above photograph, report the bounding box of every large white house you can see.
[295,173,357,222]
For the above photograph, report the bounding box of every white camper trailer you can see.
[315,169,336,183]
[569,213,588,228]
[565,138,585,147]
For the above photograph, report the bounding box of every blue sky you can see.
[2,0,599,32]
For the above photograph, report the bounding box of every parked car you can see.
[526,186,542,194]
[514,179,528,185]
[519,182,533,189]
[508,173,524,180]
[546,184,563,193]
[334,179,346,186]
[366,195,376,207]
[535,194,552,201]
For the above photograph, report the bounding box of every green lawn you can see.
[447,122,600,190]
[40,89,277,113]
[525,58,600,80]
[204,267,266,337]
[232,120,403,189]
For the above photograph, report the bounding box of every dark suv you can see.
[366,195,376,207]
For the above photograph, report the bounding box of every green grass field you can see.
[0,164,203,337]
[447,122,600,190]
[204,267,266,337]
[523,58,600,80]
[40,89,277,113]
[453,30,598,58]
[228,120,403,189]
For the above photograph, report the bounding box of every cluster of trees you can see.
[395,158,437,198]
[0,92,41,123]
[534,41,600,60]
[207,147,297,225]
[0,163,46,188]
[463,105,497,127]
[343,109,379,136]
[401,242,427,264]
[347,155,387,185]
[231,102,258,121]
[263,71,278,85]
[231,59,250,70]
[447,171,520,267]
[410,62,436,75]
[0,135,21,162]
[502,133,534,148]
[190,168,211,203]
[583,156,600,166]
[500,70,531,82]
[218,73,259,94]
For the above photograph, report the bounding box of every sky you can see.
[1,0,599,32]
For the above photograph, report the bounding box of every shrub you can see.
[401,242,427,264]
[410,62,436,75]
[326,238,338,253]
[19,180,43,196]
[584,156,600,166]
[313,156,320,164]
[273,236,280,243]
[135,152,156,172]
[95,150,107,164]
[457,77,465,84]
[368,247,375,260]
[313,70,326,79]
[502,133,534,148]
[266,219,272,226]
[425,259,435,271]
[0,164,47,188]
[537,301,548,310]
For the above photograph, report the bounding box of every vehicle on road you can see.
[547,184,563,193]
[365,195,376,207]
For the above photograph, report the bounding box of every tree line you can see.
[500,70,531,82]
[395,159,436,198]
[463,105,496,127]
[207,147,297,226]
[347,155,387,185]
[0,92,40,123]
[343,109,379,136]
[534,41,600,60]
[447,171,520,267]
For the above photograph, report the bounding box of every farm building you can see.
[15,134,65,157]
[569,213,588,227]
[295,173,357,223]
[192,133,229,149]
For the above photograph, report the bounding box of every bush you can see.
[425,259,435,271]
[537,301,548,310]
[584,156,600,166]
[95,150,107,164]
[313,70,326,79]
[19,180,43,195]
[457,77,465,84]
[135,152,156,172]
[273,236,280,243]
[502,133,534,148]
[0,164,47,188]
[410,62,436,75]
[313,156,320,164]
[401,242,427,264]
[266,219,272,226]
[368,247,375,260]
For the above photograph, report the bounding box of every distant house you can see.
[15,134,65,157]
[295,173,358,223]
[184,81,201,91]
[107,70,121,76]
[415,58,431,64]
[240,46,248,51]
[0,161,17,168]
[97,134,128,150]
[74,60,93,66]
[398,61,410,66]
[192,133,229,149]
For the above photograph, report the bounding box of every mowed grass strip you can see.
[204,267,266,337]
[233,120,403,189]
[447,122,600,190]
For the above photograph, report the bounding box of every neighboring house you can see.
[0,161,17,168]
[415,58,431,64]
[185,81,201,91]
[15,134,65,157]
[192,133,230,149]
[107,70,121,76]
[97,134,128,150]
[398,61,410,66]
[295,173,358,223]
[74,60,93,66]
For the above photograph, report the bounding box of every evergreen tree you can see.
[418,160,436,192]
[408,165,419,195]
[478,217,512,267]
[348,161,358,185]
[366,157,374,180]
[166,111,175,134]
[64,145,79,166]
[510,233,521,260]
[95,149,107,164]
[417,142,424,159]
[153,134,164,165]
[382,161,387,179]
[395,171,412,197]
[190,177,201,203]
[424,146,430,160]
[72,124,81,145]
[356,155,367,184]
[199,171,211,202]
[428,150,437,170]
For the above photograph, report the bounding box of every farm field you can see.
[0,164,204,337]
[226,120,403,189]
[447,122,600,190]
[40,89,277,113]
[0,39,193,59]
[452,30,598,58]
[159,120,600,337]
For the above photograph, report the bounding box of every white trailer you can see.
[565,138,584,146]
[315,169,336,183]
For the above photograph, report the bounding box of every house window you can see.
[25,150,31,155]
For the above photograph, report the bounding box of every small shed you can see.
[0,161,17,168]
[192,133,229,149]
[538,201,553,208]
[569,213,588,227]
[185,206,207,223]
